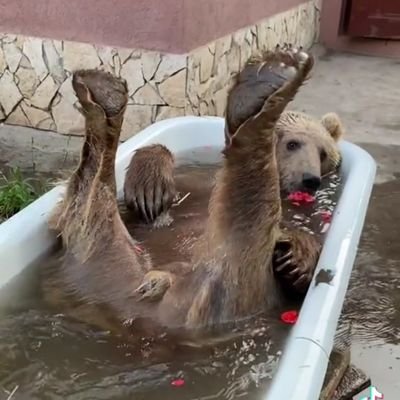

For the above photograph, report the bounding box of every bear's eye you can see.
[320,149,327,162]
[286,140,301,151]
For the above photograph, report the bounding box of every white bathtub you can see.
[0,116,376,399]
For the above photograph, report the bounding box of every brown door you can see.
[346,0,400,39]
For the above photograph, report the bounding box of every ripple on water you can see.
[339,179,400,346]
[0,308,288,400]
[282,171,342,240]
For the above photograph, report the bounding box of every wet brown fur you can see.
[123,60,344,300]
[45,46,320,343]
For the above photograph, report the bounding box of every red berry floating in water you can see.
[288,192,315,205]
[171,378,185,387]
[280,310,299,324]
[320,210,332,223]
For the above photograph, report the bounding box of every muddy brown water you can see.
[0,147,343,399]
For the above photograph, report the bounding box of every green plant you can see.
[0,168,47,221]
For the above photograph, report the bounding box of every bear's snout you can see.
[301,173,321,192]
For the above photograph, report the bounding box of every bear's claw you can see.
[225,44,314,136]
[134,270,172,302]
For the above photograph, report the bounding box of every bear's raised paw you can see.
[72,69,128,119]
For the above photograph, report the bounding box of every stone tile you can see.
[15,36,24,50]
[199,100,210,115]
[113,54,122,77]
[6,104,30,127]
[30,75,59,110]
[1,34,17,44]
[226,42,240,76]
[43,40,67,84]
[0,47,8,74]
[214,54,229,90]
[155,106,185,122]
[158,69,186,107]
[214,35,232,65]
[185,72,199,103]
[240,39,252,69]
[96,46,116,73]
[57,76,76,103]
[206,98,216,115]
[51,92,62,108]
[38,118,56,131]
[95,46,117,67]
[132,83,165,105]
[19,54,32,69]
[52,77,84,134]
[154,54,186,83]
[119,48,134,64]
[23,38,48,81]
[63,41,101,71]
[21,101,53,128]
[197,77,214,98]
[198,46,214,83]
[263,26,279,51]
[233,29,247,47]
[53,40,63,56]
[0,70,23,115]
[121,104,153,140]
[244,28,253,45]
[120,58,145,95]
[3,41,22,73]
[15,66,39,98]
[141,51,161,81]
[251,29,259,53]
[185,100,198,116]
[212,88,228,117]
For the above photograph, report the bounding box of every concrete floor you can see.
[1,46,400,398]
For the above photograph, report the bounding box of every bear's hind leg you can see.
[54,70,131,252]
[71,69,128,190]
[48,72,126,233]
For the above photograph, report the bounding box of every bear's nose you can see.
[302,173,321,191]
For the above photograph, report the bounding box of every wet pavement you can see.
[342,171,400,399]
[291,48,400,399]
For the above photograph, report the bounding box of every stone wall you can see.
[0,0,320,141]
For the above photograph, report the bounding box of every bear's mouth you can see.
[281,185,318,197]
[300,187,318,196]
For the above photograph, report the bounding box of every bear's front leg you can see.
[124,144,177,224]
[273,228,321,295]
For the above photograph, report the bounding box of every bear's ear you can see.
[321,112,344,142]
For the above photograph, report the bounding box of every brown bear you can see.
[124,114,343,220]
[123,79,344,301]
[46,45,328,344]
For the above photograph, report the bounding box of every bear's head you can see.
[275,111,343,195]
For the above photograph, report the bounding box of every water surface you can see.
[0,146,341,399]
